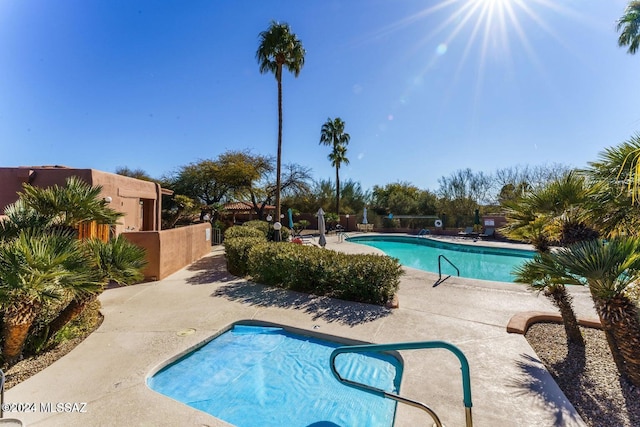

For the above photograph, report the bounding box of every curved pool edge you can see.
[346,234,535,257]
[344,233,535,284]
[146,319,406,427]
[145,318,406,388]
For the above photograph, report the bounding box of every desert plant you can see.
[45,235,147,340]
[514,253,585,347]
[0,229,102,365]
[552,238,640,387]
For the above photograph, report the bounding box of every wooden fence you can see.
[76,221,111,242]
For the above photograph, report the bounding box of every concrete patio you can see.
[4,234,597,426]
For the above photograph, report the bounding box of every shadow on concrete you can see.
[508,354,585,426]
[212,281,391,327]
[509,353,638,427]
[185,252,237,285]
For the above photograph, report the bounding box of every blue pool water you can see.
[347,235,534,283]
[148,324,402,427]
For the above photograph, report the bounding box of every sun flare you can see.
[358,0,584,129]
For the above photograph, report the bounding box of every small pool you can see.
[147,322,403,427]
[347,235,534,283]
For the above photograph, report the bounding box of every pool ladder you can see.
[436,254,460,285]
[337,232,352,243]
[330,341,472,427]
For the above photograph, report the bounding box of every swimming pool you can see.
[147,322,403,426]
[346,235,534,283]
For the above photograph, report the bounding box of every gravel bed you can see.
[3,337,87,389]
[526,323,640,427]
[4,314,103,390]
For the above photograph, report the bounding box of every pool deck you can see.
[4,233,596,426]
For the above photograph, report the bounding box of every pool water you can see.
[347,235,534,283]
[147,324,402,427]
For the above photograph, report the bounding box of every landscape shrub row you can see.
[241,219,290,241]
[223,236,266,276]
[223,226,402,305]
[224,225,266,240]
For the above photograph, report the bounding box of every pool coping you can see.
[146,318,406,380]
[147,319,406,427]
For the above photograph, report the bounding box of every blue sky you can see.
[1,0,638,192]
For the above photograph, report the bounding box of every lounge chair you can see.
[458,227,477,237]
[479,227,495,238]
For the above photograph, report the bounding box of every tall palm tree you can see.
[618,1,640,54]
[551,238,640,387]
[256,21,305,236]
[319,117,351,215]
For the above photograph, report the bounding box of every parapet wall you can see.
[123,223,211,280]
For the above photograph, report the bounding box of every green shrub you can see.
[247,243,402,305]
[225,225,265,240]
[242,220,290,241]
[243,220,270,237]
[246,242,295,286]
[224,236,266,276]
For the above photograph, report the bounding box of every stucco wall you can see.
[0,166,162,235]
[123,223,211,280]
[0,167,94,212]
[88,169,161,234]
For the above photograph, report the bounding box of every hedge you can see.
[242,220,290,241]
[223,236,266,276]
[224,226,265,240]
[242,220,270,237]
[247,242,402,305]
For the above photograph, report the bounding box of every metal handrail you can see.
[438,254,460,282]
[338,231,352,243]
[1,368,5,418]
[330,341,473,427]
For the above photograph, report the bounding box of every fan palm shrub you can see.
[0,229,102,365]
[46,235,147,340]
[553,238,640,387]
[519,237,640,386]
[503,172,597,346]
[514,253,585,346]
[0,177,146,363]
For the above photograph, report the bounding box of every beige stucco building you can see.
[0,166,213,280]
[0,165,172,236]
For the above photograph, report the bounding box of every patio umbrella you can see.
[288,208,294,229]
[362,207,368,225]
[317,208,327,248]
[474,209,480,225]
